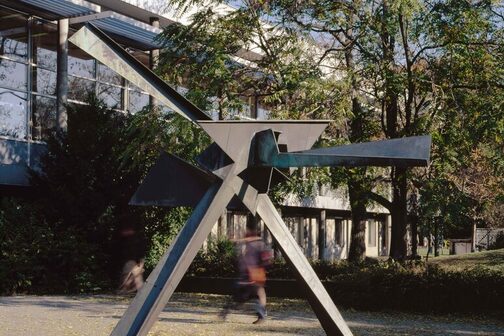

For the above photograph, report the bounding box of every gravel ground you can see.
[0,293,503,336]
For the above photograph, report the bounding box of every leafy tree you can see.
[268,0,503,259]
[157,1,344,120]
[416,0,504,242]
[266,0,385,262]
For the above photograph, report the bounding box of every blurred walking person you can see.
[220,227,272,324]
[118,259,144,294]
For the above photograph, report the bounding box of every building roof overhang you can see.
[2,0,162,50]
[86,0,174,26]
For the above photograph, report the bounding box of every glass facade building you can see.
[0,2,154,186]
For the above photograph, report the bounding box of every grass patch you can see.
[427,248,504,274]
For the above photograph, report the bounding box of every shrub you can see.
[187,238,238,278]
[0,198,110,294]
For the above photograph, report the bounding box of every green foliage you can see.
[157,2,344,121]
[0,199,48,294]
[419,0,504,231]
[274,0,502,245]
[120,107,210,174]
[0,198,108,294]
[187,238,238,277]
[6,95,140,294]
[144,207,191,271]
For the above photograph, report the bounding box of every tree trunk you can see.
[348,176,368,262]
[344,29,370,262]
[434,217,440,257]
[410,214,418,258]
[389,167,408,260]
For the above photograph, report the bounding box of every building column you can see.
[471,223,477,252]
[251,94,258,119]
[386,215,392,256]
[217,211,227,238]
[149,17,160,107]
[226,212,234,239]
[298,216,304,246]
[56,18,69,131]
[309,217,318,259]
[319,209,326,260]
[345,219,351,258]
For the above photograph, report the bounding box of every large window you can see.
[32,19,58,141]
[98,83,123,109]
[68,47,95,78]
[0,6,152,142]
[128,88,149,113]
[0,59,27,91]
[0,7,28,140]
[98,63,121,85]
[0,89,27,139]
[32,95,56,140]
[34,67,56,95]
[33,20,57,71]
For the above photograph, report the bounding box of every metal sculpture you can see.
[69,24,431,336]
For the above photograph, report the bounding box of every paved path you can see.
[0,293,503,336]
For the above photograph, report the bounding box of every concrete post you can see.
[298,216,304,246]
[273,207,282,259]
[149,17,160,107]
[346,219,351,257]
[56,18,69,131]
[310,217,318,259]
[386,215,392,256]
[226,212,234,239]
[472,223,477,252]
[319,209,326,260]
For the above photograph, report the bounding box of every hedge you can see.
[184,243,504,312]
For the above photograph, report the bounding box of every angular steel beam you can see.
[253,130,431,168]
[68,23,210,122]
[129,153,215,207]
[198,120,329,163]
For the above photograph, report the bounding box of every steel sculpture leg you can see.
[111,181,236,336]
[254,194,353,336]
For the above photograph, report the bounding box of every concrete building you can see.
[0,0,391,260]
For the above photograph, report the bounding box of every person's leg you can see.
[257,286,266,310]
[253,285,266,324]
